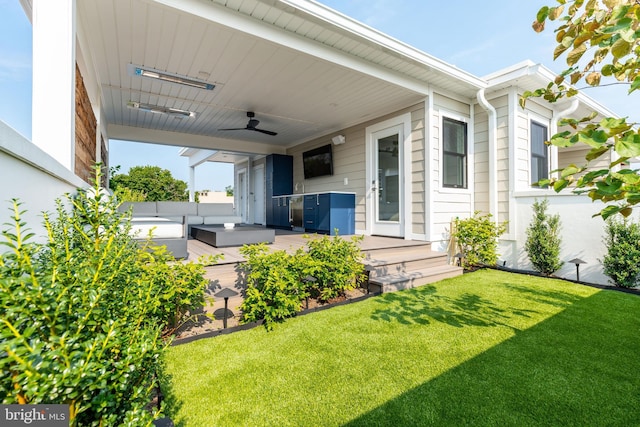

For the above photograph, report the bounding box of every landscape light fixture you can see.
[127,101,196,119]
[569,258,586,282]
[214,287,239,329]
[131,64,215,90]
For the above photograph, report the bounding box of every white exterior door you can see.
[236,169,247,223]
[252,164,265,225]
[370,124,404,237]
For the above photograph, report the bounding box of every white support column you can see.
[189,166,196,202]
[31,0,76,170]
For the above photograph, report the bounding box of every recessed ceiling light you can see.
[128,64,214,90]
[127,101,196,119]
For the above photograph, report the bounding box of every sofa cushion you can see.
[163,215,204,225]
[157,201,198,216]
[197,203,235,217]
[129,217,184,239]
[120,201,157,216]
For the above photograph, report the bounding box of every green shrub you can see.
[525,198,563,275]
[453,212,507,269]
[239,233,365,330]
[239,244,309,330]
[0,166,210,425]
[305,233,365,302]
[602,218,640,288]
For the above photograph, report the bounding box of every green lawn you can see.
[162,269,640,426]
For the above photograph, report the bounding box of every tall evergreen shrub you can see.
[602,218,640,288]
[525,198,563,275]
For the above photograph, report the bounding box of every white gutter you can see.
[476,88,498,221]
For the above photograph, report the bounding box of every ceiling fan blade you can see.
[218,127,247,131]
[254,128,278,136]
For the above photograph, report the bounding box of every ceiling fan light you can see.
[130,64,215,90]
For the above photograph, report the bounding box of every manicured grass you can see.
[162,270,640,426]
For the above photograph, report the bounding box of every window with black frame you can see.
[443,117,467,188]
[530,121,549,185]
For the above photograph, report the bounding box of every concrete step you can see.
[364,251,449,278]
[368,264,463,293]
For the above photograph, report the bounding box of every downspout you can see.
[476,88,498,221]
[552,99,580,176]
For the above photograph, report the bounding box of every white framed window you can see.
[530,120,549,185]
[442,116,468,189]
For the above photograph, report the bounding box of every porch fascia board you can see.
[150,0,432,96]
[107,124,286,156]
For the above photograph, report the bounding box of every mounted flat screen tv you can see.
[303,144,334,179]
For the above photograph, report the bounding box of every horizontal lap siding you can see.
[411,106,426,236]
[431,94,472,242]
[286,103,425,234]
[495,99,510,226]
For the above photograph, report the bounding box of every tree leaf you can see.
[611,38,631,58]
[554,43,570,60]
[586,146,610,161]
[585,71,601,86]
[536,6,550,23]
[600,205,622,220]
[614,132,640,157]
[550,6,565,20]
[549,131,575,147]
[561,164,582,178]
[553,179,570,192]
[630,76,640,93]
[566,43,587,65]
[532,20,545,33]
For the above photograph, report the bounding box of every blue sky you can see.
[1,0,636,190]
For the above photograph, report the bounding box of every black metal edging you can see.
[171,291,382,346]
[483,265,640,297]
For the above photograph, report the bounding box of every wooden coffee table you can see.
[190,225,275,247]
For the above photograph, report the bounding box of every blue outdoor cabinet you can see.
[303,192,355,235]
[265,154,293,228]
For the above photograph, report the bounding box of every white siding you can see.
[286,103,425,234]
[430,93,473,247]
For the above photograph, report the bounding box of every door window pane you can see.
[377,134,400,222]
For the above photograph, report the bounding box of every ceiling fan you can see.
[218,111,277,136]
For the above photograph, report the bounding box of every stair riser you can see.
[367,257,449,278]
[363,244,432,258]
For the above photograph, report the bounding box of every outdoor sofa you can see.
[119,201,242,259]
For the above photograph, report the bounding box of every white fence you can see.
[0,121,86,248]
[501,193,640,286]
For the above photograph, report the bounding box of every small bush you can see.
[453,212,507,269]
[239,233,365,330]
[602,218,640,288]
[0,166,210,425]
[525,198,563,275]
[239,244,309,330]
[305,234,365,302]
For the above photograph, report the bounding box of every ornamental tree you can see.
[521,0,640,219]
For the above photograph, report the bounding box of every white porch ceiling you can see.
[78,0,483,155]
